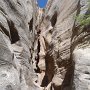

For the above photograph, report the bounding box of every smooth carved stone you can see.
[0,0,89,90]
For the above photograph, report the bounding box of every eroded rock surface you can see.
[0,0,90,90]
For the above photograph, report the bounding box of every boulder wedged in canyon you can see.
[0,0,90,90]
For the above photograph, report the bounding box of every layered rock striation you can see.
[0,0,90,90]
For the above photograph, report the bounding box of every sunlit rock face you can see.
[0,0,89,90]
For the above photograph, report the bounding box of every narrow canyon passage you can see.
[0,0,90,90]
[31,7,73,90]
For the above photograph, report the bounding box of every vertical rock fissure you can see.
[6,19,20,44]
[0,0,90,90]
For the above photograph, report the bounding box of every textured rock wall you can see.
[72,0,90,90]
[0,0,38,90]
[0,0,90,90]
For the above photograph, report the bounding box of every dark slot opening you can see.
[7,20,20,44]
[50,11,57,27]
[34,39,41,73]
[28,18,33,31]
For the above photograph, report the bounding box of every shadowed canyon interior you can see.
[0,0,90,90]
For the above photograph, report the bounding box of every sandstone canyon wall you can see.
[0,0,90,90]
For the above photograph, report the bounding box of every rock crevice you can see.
[0,0,90,90]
